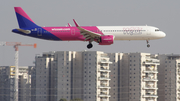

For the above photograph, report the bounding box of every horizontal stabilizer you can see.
[16,29,31,34]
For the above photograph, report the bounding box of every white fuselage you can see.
[97,26,166,40]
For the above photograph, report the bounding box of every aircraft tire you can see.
[147,44,150,48]
[87,43,93,49]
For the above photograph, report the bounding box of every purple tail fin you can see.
[14,7,38,28]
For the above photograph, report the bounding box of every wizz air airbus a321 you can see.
[12,7,166,49]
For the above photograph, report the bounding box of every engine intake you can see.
[99,35,114,45]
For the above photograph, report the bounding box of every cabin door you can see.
[71,29,75,35]
[37,28,42,36]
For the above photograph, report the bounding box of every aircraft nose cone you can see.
[159,31,166,38]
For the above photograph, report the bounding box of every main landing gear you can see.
[87,43,93,49]
[87,38,94,49]
[146,40,150,48]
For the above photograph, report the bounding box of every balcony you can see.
[178,71,180,75]
[99,59,112,64]
[146,99,155,101]
[101,73,108,76]
[143,86,158,90]
[143,95,158,98]
[147,82,154,87]
[143,70,158,73]
[99,94,111,97]
[143,78,158,81]
[100,99,107,101]
[98,85,111,89]
[101,54,109,58]
[101,81,108,85]
[101,89,108,93]
[146,90,155,95]
[178,63,180,67]
[100,92,108,95]
[98,68,111,72]
[143,59,160,65]
[99,77,111,81]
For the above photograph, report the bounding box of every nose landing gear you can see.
[146,40,150,48]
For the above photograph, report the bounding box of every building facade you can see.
[34,51,113,101]
[34,51,164,101]
[157,55,180,101]
[0,66,33,101]
[120,53,159,101]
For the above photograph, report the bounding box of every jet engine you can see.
[99,35,114,45]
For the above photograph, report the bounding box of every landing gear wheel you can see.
[147,44,150,48]
[87,43,93,49]
[146,40,150,48]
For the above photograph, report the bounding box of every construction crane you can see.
[0,42,36,101]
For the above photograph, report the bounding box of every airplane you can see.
[12,7,166,49]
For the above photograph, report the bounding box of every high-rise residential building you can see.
[157,54,180,101]
[3,51,180,101]
[50,51,75,101]
[35,51,113,101]
[81,51,112,101]
[34,51,168,101]
[31,66,36,101]
[120,53,159,101]
[34,53,54,101]
[0,66,33,101]
[108,53,122,101]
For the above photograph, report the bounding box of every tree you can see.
[70,98,83,101]
[59,98,67,101]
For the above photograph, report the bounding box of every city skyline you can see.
[1,50,179,101]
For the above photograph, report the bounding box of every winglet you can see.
[68,23,71,27]
[73,19,79,27]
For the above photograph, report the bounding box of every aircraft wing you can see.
[73,19,102,41]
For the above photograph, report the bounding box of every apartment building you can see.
[120,53,159,101]
[0,66,33,101]
[157,54,180,101]
[108,53,122,101]
[34,53,54,101]
[34,51,113,101]
[34,51,166,101]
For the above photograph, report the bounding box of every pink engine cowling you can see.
[99,35,114,45]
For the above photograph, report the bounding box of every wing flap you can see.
[73,19,101,41]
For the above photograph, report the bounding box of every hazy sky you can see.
[0,0,179,66]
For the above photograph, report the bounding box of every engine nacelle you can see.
[99,35,114,45]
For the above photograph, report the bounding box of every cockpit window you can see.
[155,29,159,31]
